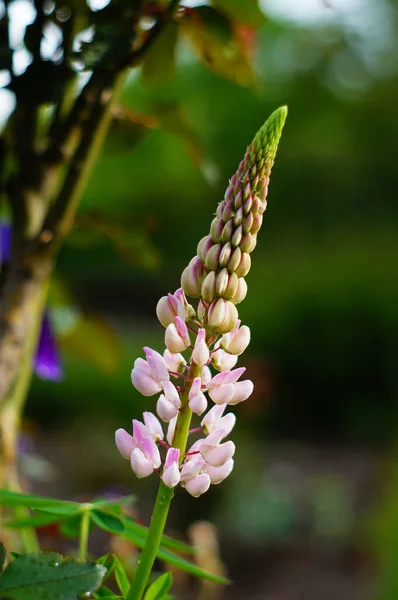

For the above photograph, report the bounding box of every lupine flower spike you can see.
[116,107,287,499]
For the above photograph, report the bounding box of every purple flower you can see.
[0,221,63,381]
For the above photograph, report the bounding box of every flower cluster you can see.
[116,107,287,497]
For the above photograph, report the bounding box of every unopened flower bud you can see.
[215,268,229,297]
[221,219,233,243]
[131,357,163,397]
[157,394,178,422]
[239,232,257,254]
[227,247,241,272]
[202,440,235,467]
[201,271,216,304]
[131,448,157,478]
[197,235,214,262]
[197,299,206,322]
[188,376,207,415]
[165,317,190,353]
[219,242,232,267]
[163,349,186,373]
[205,244,222,271]
[162,448,181,488]
[235,253,251,277]
[192,328,210,367]
[156,289,188,328]
[231,278,247,305]
[115,429,135,459]
[181,256,204,298]
[184,473,211,497]
[201,365,212,386]
[166,416,177,446]
[222,200,234,222]
[201,404,236,436]
[223,272,239,300]
[221,321,251,355]
[250,215,262,235]
[242,212,254,233]
[143,412,164,441]
[228,379,254,405]
[233,207,243,227]
[210,217,224,242]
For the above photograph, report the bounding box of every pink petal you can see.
[131,448,154,478]
[203,441,235,467]
[228,380,254,405]
[184,473,211,497]
[205,458,234,484]
[115,429,136,459]
[157,395,179,423]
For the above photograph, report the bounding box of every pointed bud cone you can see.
[157,394,179,423]
[167,416,177,446]
[219,242,232,268]
[163,349,186,373]
[202,440,235,467]
[233,189,243,210]
[235,253,251,277]
[231,278,247,305]
[228,379,254,405]
[239,232,257,254]
[223,272,239,300]
[221,219,233,243]
[221,322,251,355]
[215,268,229,297]
[162,448,181,488]
[201,271,216,304]
[233,207,243,227]
[115,428,136,459]
[189,392,207,415]
[227,247,241,273]
[210,217,224,243]
[131,358,163,396]
[211,348,238,372]
[184,473,211,497]
[131,448,155,478]
[205,458,234,484]
[201,365,212,386]
[197,235,214,262]
[163,380,181,408]
[181,256,204,298]
[192,329,210,366]
[144,347,169,382]
[197,299,206,322]
[143,412,164,441]
[205,244,222,271]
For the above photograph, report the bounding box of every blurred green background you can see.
[5,0,398,597]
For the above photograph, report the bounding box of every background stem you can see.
[79,509,91,561]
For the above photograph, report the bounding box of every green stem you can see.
[126,361,202,600]
[79,508,91,561]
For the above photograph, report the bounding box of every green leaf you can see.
[144,572,172,600]
[0,490,80,515]
[92,495,135,511]
[94,585,121,598]
[0,541,7,574]
[91,510,125,534]
[141,23,179,88]
[0,552,106,599]
[5,512,64,529]
[112,555,130,598]
[122,520,229,585]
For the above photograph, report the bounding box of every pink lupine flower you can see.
[220,320,251,355]
[115,428,135,459]
[144,347,169,382]
[228,380,254,405]
[165,316,190,353]
[162,447,181,488]
[211,348,238,372]
[199,428,235,467]
[180,458,211,498]
[116,420,161,478]
[188,377,207,415]
[163,349,186,373]
[156,288,188,327]
[205,458,234,484]
[156,381,181,423]
[206,367,246,404]
[201,404,236,436]
[143,412,164,441]
[131,358,163,397]
[192,328,210,367]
